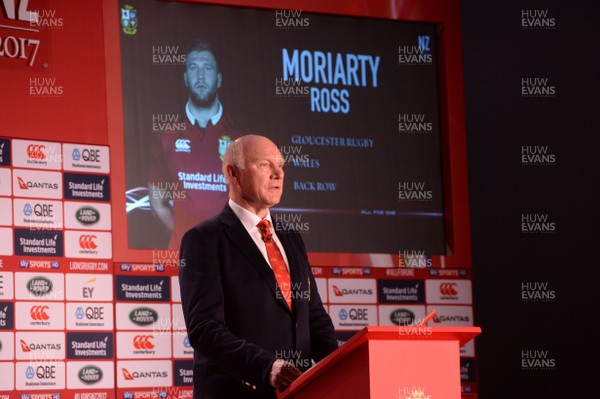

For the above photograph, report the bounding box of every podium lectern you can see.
[277,326,481,399]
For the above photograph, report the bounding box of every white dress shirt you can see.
[228,199,290,270]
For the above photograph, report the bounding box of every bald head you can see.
[223,135,284,217]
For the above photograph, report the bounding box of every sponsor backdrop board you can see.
[0,137,115,399]
[0,137,476,395]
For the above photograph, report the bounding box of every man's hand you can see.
[269,359,302,390]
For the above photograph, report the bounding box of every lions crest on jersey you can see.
[219,135,233,160]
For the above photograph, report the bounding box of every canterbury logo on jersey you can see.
[175,139,191,152]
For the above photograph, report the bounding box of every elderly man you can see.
[179,135,338,399]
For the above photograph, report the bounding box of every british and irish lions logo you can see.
[219,135,233,161]
[121,5,137,35]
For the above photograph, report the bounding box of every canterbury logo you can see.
[439,283,458,296]
[175,139,190,151]
[122,368,135,380]
[17,177,28,189]
[27,144,47,160]
[332,285,343,296]
[79,235,98,249]
[133,335,155,350]
[20,339,31,352]
[30,305,50,320]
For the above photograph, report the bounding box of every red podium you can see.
[277,326,481,399]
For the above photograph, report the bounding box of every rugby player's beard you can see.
[189,83,219,109]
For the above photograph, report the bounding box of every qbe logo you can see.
[14,199,63,230]
[65,231,112,259]
[12,140,62,170]
[16,361,66,390]
[116,360,172,387]
[66,303,113,331]
[63,143,110,173]
[173,334,194,358]
[329,305,377,330]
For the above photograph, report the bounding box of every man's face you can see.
[235,137,285,212]
[184,50,222,107]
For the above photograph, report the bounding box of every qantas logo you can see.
[18,177,28,189]
[20,339,31,352]
[20,339,61,352]
[439,283,458,296]
[121,368,168,380]
[17,176,59,190]
[27,145,47,160]
[122,368,135,381]
[79,235,98,249]
[133,335,155,350]
[30,305,50,320]
[332,285,373,296]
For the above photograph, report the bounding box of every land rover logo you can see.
[390,309,415,326]
[79,365,103,384]
[27,277,53,296]
[129,307,158,326]
[76,207,100,225]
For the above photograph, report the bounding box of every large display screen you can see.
[120,0,445,257]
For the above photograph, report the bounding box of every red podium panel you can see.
[277,326,481,399]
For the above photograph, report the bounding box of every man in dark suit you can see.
[179,134,338,399]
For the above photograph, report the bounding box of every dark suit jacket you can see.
[179,204,338,399]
